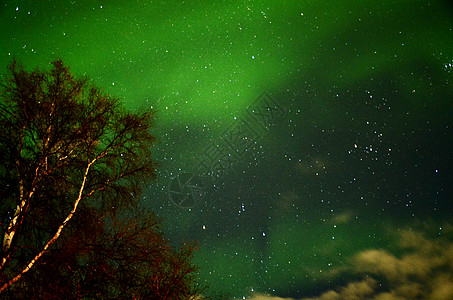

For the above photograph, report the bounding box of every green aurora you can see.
[1,0,453,298]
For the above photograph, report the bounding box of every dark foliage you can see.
[5,207,205,299]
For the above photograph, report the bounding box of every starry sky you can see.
[1,1,453,299]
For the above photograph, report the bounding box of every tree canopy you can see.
[0,60,204,298]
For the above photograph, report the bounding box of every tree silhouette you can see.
[0,60,204,298]
[3,206,204,298]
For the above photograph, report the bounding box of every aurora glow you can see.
[1,0,452,298]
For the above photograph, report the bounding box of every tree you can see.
[3,205,205,299]
[0,60,204,298]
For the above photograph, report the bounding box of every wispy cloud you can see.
[247,224,453,299]
[248,293,295,300]
[330,210,355,225]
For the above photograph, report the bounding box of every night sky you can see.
[1,1,453,299]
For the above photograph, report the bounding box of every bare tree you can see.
[2,205,206,299]
[0,60,158,293]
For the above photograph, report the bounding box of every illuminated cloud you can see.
[303,278,376,300]
[249,225,453,300]
[309,228,453,299]
[248,293,295,300]
[330,210,355,225]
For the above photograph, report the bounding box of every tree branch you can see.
[0,160,93,293]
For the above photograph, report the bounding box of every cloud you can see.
[248,293,294,300]
[330,210,355,225]
[352,248,439,281]
[429,273,453,300]
[249,225,453,300]
[303,278,376,300]
[248,279,376,300]
[304,228,453,300]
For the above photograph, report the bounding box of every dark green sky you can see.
[2,0,453,298]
